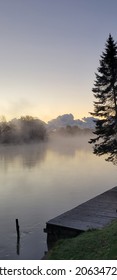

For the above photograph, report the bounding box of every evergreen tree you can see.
[89,34,117,164]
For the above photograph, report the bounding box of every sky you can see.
[0,0,117,122]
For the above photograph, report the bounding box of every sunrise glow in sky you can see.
[0,0,117,122]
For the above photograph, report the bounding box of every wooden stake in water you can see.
[16,219,20,238]
[16,219,20,255]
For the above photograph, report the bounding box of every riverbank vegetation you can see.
[0,116,47,144]
[47,220,117,259]
[0,115,93,144]
[51,125,92,136]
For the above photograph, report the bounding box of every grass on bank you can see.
[47,220,117,259]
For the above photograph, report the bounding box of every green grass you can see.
[47,220,117,259]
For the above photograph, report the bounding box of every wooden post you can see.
[16,219,20,255]
[16,219,20,239]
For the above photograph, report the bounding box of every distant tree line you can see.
[0,116,47,144]
[52,125,91,136]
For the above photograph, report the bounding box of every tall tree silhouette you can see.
[89,34,117,164]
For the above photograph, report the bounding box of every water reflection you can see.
[0,142,47,170]
[0,134,116,259]
[47,134,92,157]
[0,135,92,171]
[16,235,20,256]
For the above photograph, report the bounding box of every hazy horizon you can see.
[0,1,117,121]
[0,112,95,124]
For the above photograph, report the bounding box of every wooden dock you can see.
[45,186,117,246]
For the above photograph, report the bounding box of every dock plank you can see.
[46,186,117,233]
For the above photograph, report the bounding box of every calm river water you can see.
[0,134,116,259]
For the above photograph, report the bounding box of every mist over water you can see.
[0,134,116,259]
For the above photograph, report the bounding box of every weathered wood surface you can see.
[46,186,117,232]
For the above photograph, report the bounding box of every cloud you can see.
[47,114,96,130]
